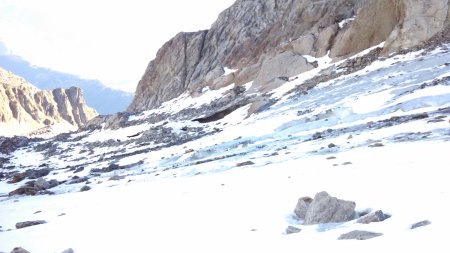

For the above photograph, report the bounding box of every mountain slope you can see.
[0,67,98,137]
[128,0,450,112]
[0,0,450,252]
[0,38,449,252]
[0,51,133,115]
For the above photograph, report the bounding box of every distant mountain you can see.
[0,52,133,115]
[0,66,98,137]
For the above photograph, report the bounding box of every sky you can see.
[0,0,236,93]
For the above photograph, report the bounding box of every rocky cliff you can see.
[128,0,450,112]
[0,67,98,136]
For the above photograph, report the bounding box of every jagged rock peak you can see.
[128,0,450,112]
[0,67,98,137]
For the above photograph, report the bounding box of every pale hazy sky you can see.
[0,0,235,93]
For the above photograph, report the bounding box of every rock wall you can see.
[128,0,450,112]
[0,67,98,136]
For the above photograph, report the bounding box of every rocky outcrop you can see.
[128,0,450,113]
[0,67,98,136]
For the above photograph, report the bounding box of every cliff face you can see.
[0,67,98,136]
[128,0,450,112]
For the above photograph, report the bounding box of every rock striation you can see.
[128,0,450,112]
[0,67,98,136]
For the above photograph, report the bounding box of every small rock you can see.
[16,220,47,229]
[9,247,30,253]
[357,210,391,224]
[58,213,66,217]
[369,142,384,147]
[61,249,74,253]
[411,220,431,229]
[80,186,91,192]
[236,161,255,167]
[73,167,84,173]
[34,178,50,190]
[326,156,337,160]
[342,162,352,165]
[304,191,356,225]
[9,173,26,184]
[285,226,302,234]
[26,168,51,179]
[109,175,125,181]
[184,149,194,154]
[338,230,383,240]
[294,196,313,219]
[328,143,336,148]
[34,211,42,214]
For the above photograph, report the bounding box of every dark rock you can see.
[328,143,336,148]
[73,167,84,173]
[68,177,89,184]
[9,247,30,253]
[285,226,302,234]
[236,161,255,167]
[411,220,431,229]
[16,220,47,229]
[357,210,391,224]
[304,191,356,225]
[103,164,121,173]
[109,175,126,181]
[369,142,384,147]
[338,230,383,240]
[294,196,313,219]
[48,179,59,188]
[326,156,337,160]
[26,168,50,179]
[80,186,91,192]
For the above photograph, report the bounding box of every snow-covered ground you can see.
[1,44,450,252]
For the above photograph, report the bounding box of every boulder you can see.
[80,186,91,192]
[34,178,50,190]
[294,196,313,219]
[411,220,431,229]
[16,220,47,229]
[251,51,315,92]
[285,226,302,234]
[357,210,391,224]
[8,187,39,196]
[304,191,356,225]
[338,230,383,240]
[9,247,30,253]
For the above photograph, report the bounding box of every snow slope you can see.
[0,44,449,252]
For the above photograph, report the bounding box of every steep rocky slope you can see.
[0,67,98,137]
[128,0,450,112]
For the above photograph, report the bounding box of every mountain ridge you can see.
[0,67,98,137]
[0,50,133,115]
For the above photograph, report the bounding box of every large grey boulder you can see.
[34,178,50,190]
[304,191,356,225]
